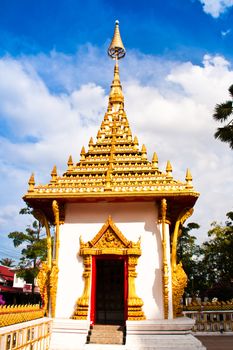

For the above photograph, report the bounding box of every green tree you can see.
[8,207,47,298]
[201,212,233,300]
[213,84,233,149]
[0,258,15,267]
[177,222,205,297]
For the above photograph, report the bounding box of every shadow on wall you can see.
[65,202,158,224]
[152,267,163,317]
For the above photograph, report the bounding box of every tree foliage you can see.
[0,258,15,267]
[201,212,233,300]
[8,207,47,295]
[177,222,204,297]
[213,84,233,149]
[179,212,233,300]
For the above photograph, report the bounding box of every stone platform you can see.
[125,318,206,349]
[50,319,88,350]
[50,318,206,350]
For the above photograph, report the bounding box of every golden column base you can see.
[127,256,145,320]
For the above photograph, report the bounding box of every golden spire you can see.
[51,166,57,183]
[108,20,126,60]
[185,169,193,188]
[108,20,126,109]
[67,155,73,170]
[89,137,94,151]
[166,161,173,179]
[28,173,35,192]
[80,146,85,161]
[152,152,158,169]
[141,144,147,160]
[108,62,124,106]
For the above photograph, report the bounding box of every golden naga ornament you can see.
[37,261,50,314]
[172,208,194,317]
[172,262,188,317]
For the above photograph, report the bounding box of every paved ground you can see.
[195,335,233,350]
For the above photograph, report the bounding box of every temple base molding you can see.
[125,318,206,349]
[50,319,89,350]
[50,318,206,350]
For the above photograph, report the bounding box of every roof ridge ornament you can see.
[108,20,126,60]
[107,21,125,109]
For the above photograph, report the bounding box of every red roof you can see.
[0,285,23,293]
[0,265,14,282]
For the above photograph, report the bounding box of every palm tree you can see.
[0,258,15,267]
[213,84,233,149]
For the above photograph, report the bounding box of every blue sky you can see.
[0,0,232,59]
[0,0,233,260]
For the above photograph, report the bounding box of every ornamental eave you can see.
[24,189,199,202]
[23,190,199,227]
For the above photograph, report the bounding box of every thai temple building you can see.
[24,21,205,350]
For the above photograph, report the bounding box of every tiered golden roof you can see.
[24,21,199,221]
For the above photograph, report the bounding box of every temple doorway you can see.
[91,256,127,325]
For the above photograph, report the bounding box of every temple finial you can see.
[108,20,126,60]
[107,21,126,110]
[67,155,73,171]
[185,168,193,188]
[51,166,57,183]
[152,152,158,169]
[166,161,173,179]
[28,173,35,192]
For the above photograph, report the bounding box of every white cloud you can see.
[221,28,231,36]
[126,54,233,241]
[199,0,233,18]
[0,48,232,258]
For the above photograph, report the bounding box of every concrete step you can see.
[89,339,124,345]
[84,345,126,350]
[91,325,125,331]
[87,324,125,345]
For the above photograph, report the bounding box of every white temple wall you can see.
[55,201,164,320]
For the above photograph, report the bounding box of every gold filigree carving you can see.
[52,200,60,262]
[51,200,60,318]
[72,216,145,321]
[161,198,169,319]
[50,261,59,318]
[79,216,141,256]
[96,227,124,248]
[72,256,91,320]
[127,256,145,320]
[171,207,194,318]
[36,261,50,315]
[172,263,187,317]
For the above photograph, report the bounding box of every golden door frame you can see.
[72,216,145,321]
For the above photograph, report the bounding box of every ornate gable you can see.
[79,216,141,256]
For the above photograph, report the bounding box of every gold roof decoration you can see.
[108,20,126,60]
[24,21,199,221]
[79,215,141,256]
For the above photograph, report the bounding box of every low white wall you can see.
[55,201,164,320]
[0,317,52,350]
